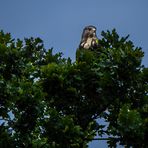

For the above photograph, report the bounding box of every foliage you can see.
[0,29,147,148]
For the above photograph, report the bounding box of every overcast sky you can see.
[0,0,148,147]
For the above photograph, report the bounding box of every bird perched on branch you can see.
[76,25,101,62]
[79,25,99,50]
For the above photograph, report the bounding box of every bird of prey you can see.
[79,25,99,50]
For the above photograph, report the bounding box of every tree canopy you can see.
[0,29,147,148]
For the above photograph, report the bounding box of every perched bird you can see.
[79,25,99,50]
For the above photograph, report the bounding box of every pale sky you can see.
[0,0,148,147]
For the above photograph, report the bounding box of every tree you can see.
[0,29,147,148]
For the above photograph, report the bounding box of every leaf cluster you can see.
[0,29,147,147]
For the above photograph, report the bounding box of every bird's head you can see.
[83,25,97,38]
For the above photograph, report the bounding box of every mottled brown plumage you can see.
[79,25,99,49]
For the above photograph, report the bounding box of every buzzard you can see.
[79,25,99,50]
